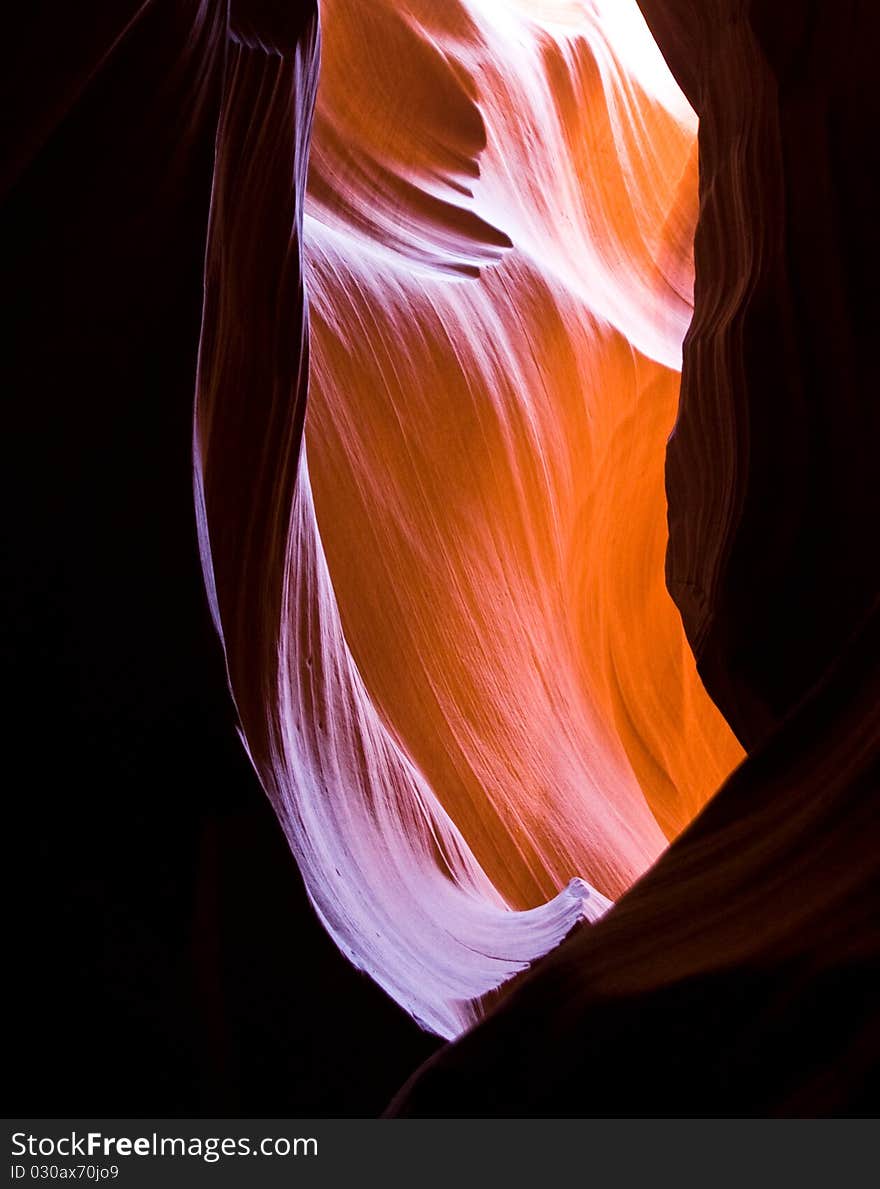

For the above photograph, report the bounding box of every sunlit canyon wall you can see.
[195,0,744,1039]
[391,0,880,1114]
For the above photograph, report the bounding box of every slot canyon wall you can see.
[195,0,748,1044]
[5,0,878,1116]
[392,0,880,1114]
[4,0,437,1115]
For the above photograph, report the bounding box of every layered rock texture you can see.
[5,0,437,1114]
[195,0,748,1038]
[647,0,880,751]
[7,0,878,1115]
[391,0,880,1113]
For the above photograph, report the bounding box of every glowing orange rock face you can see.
[304,0,742,909]
[195,0,743,1039]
